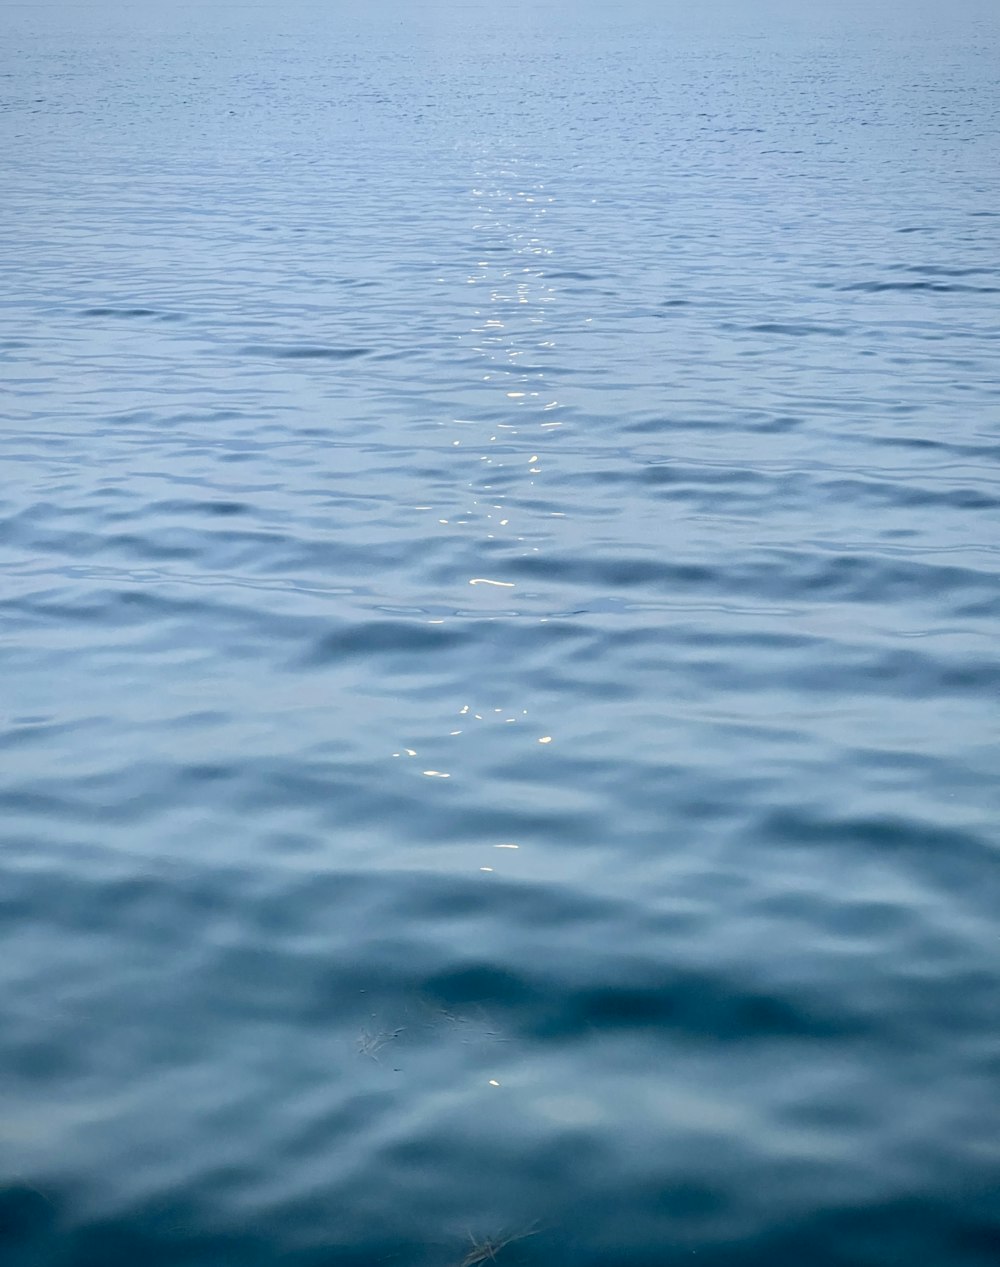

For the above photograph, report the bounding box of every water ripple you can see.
[2,1,999,1264]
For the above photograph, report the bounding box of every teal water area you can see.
[1,2,998,1263]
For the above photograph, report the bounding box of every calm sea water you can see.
[2,1,999,1263]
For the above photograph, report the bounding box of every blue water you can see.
[2,1,999,1263]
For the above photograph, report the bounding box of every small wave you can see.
[79,307,174,319]
[740,322,849,337]
[839,280,999,293]
[238,344,372,360]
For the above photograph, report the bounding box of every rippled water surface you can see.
[2,1,999,1263]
